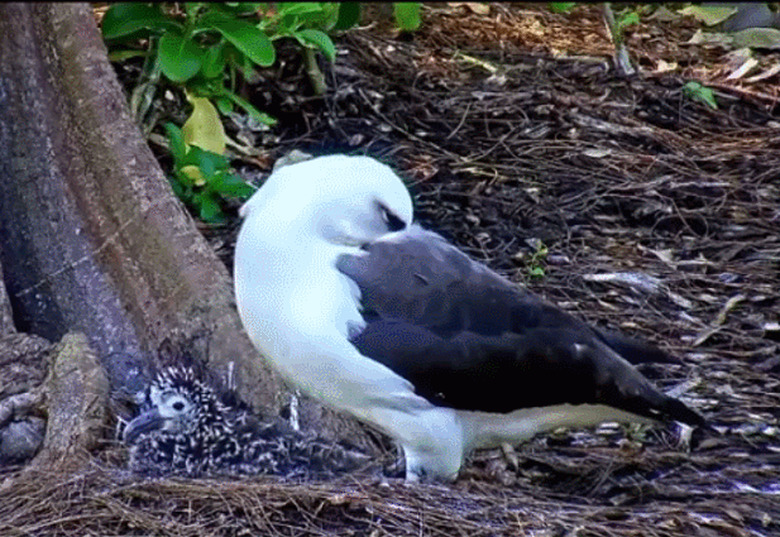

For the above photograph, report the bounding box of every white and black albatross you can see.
[234,154,705,482]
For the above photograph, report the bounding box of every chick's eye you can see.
[168,398,186,412]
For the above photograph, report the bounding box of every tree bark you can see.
[0,3,281,411]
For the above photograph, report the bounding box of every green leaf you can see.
[683,81,718,110]
[214,96,234,115]
[101,3,178,40]
[179,147,228,188]
[207,170,226,189]
[188,76,225,98]
[183,145,229,174]
[212,173,255,198]
[548,3,576,14]
[158,33,204,82]
[394,3,422,32]
[224,90,278,126]
[334,2,361,30]
[618,11,640,30]
[164,123,187,164]
[277,3,327,17]
[195,193,226,222]
[197,151,219,179]
[296,29,336,62]
[678,5,737,26]
[201,43,227,79]
[201,13,276,67]
[294,3,340,30]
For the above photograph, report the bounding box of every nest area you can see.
[2,4,779,536]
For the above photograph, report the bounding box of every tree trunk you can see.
[0,3,281,411]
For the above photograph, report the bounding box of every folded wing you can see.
[336,225,703,426]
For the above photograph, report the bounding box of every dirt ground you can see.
[2,4,779,536]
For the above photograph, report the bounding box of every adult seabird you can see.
[122,366,371,478]
[234,154,704,482]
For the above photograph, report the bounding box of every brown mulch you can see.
[0,455,776,537]
[2,4,778,536]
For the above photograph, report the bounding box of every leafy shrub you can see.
[165,122,255,223]
[101,2,423,222]
[102,3,346,126]
[102,2,349,222]
[102,2,422,124]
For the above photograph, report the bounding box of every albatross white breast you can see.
[234,154,705,482]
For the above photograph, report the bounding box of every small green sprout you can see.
[683,81,719,110]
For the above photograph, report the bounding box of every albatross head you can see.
[240,155,413,247]
[235,154,415,365]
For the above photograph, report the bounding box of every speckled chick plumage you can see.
[123,367,370,479]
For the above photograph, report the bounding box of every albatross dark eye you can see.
[380,205,406,232]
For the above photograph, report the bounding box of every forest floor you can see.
[2,4,779,536]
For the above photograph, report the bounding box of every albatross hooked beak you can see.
[122,408,165,444]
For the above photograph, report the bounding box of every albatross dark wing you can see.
[336,225,704,426]
[350,319,703,425]
[338,226,677,361]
